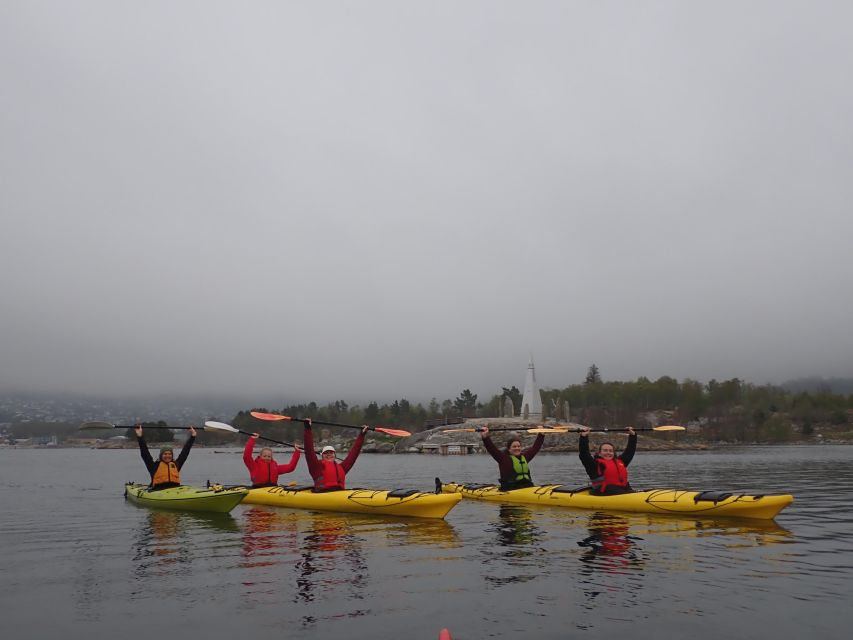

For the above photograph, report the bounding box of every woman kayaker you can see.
[578,426,636,495]
[480,426,545,491]
[303,419,368,492]
[134,424,197,490]
[243,433,301,488]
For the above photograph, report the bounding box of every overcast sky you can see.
[2,2,852,405]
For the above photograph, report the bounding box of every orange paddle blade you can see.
[250,411,292,421]
[374,426,412,437]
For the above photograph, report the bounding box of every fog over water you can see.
[2,2,853,404]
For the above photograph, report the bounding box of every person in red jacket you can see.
[243,433,301,488]
[303,419,368,492]
[578,426,637,495]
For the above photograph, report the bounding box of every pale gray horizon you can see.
[2,2,852,405]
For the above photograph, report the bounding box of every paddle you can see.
[441,426,566,434]
[80,421,197,431]
[81,420,304,449]
[552,425,685,433]
[203,421,302,450]
[440,424,686,434]
[250,411,412,437]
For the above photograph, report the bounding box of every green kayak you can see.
[124,482,248,513]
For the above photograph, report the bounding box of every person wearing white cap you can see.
[303,419,368,492]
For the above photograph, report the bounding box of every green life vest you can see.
[500,455,532,490]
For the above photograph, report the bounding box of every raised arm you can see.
[135,425,157,476]
[276,448,301,474]
[578,428,597,479]
[480,427,503,463]
[243,435,257,470]
[303,421,321,478]
[175,426,196,470]
[620,428,637,466]
[341,427,367,472]
[523,433,546,461]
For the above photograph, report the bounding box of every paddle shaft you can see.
[444,425,683,434]
[80,422,196,431]
[574,427,682,433]
[249,412,410,437]
[239,430,301,451]
[308,420,411,437]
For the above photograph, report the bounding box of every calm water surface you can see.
[1,445,851,639]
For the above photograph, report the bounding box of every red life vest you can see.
[151,461,180,487]
[251,459,279,487]
[314,460,346,491]
[593,457,628,493]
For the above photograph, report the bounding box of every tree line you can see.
[4,366,852,444]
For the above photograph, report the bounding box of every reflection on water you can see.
[236,505,463,620]
[595,511,794,544]
[494,505,541,547]
[241,507,299,569]
[295,514,370,626]
[382,518,461,549]
[578,512,644,574]
[239,507,301,607]
[296,515,368,603]
[482,505,548,587]
[133,509,239,579]
[574,512,645,615]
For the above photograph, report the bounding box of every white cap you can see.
[321,445,335,453]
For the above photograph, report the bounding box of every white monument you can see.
[520,357,543,420]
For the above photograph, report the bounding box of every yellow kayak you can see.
[241,485,462,519]
[437,480,793,520]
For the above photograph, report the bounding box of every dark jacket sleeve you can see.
[620,434,637,466]
[341,430,366,473]
[578,437,597,480]
[482,435,503,463]
[175,436,194,470]
[136,436,158,476]
[523,434,545,461]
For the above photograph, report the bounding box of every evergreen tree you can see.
[585,364,602,385]
[453,389,478,417]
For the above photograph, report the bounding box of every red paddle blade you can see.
[375,427,412,437]
[250,411,291,421]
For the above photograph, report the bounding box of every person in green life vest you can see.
[480,426,545,491]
